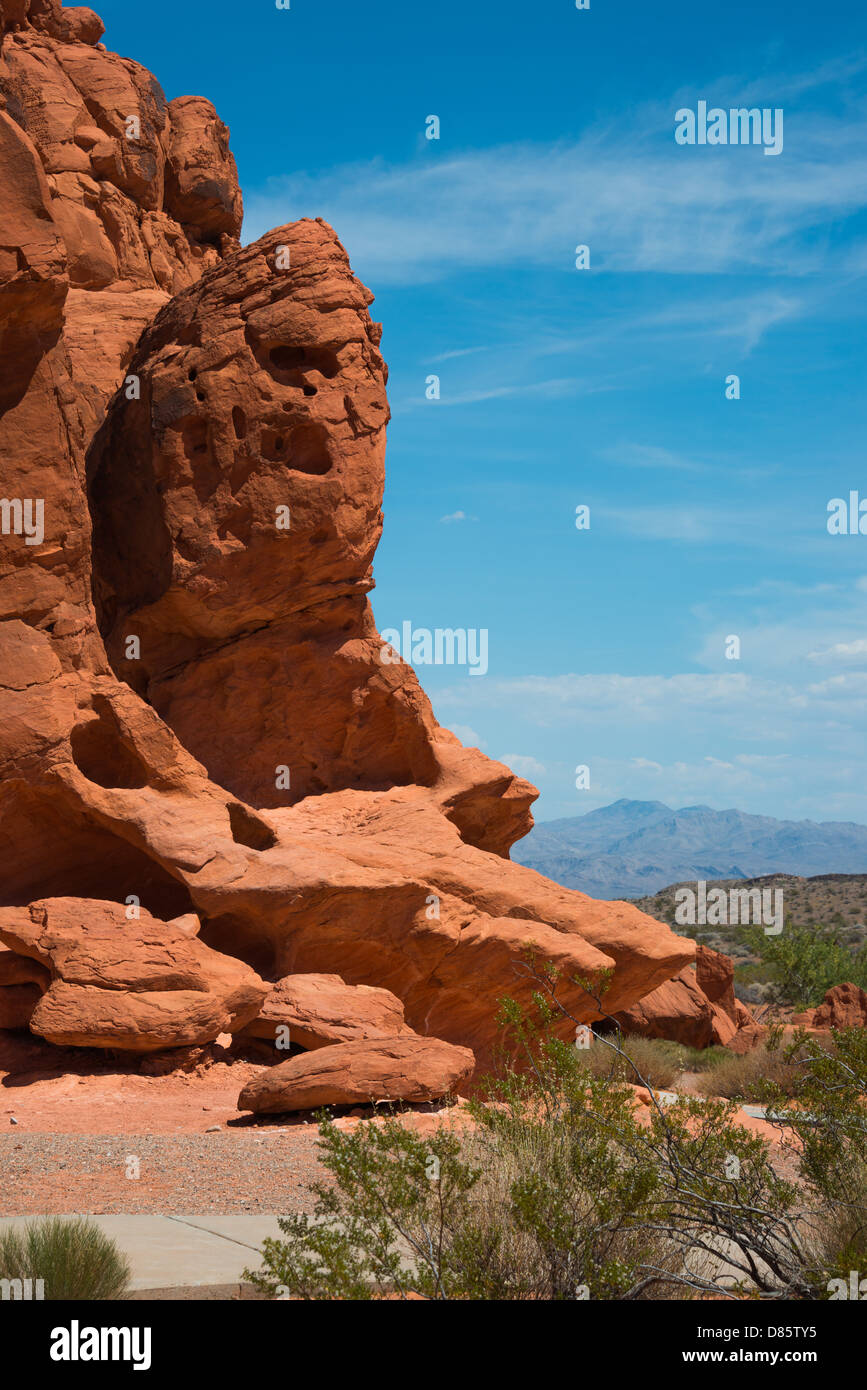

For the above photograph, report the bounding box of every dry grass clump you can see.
[581,1034,683,1089]
[695,1044,805,1101]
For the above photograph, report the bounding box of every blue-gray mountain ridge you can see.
[512,799,867,900]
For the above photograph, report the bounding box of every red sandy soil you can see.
[0,1032,273,1135]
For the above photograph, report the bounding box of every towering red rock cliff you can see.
[0,1,694,1074]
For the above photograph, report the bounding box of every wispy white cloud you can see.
[693,577,867,675]
[394,376,609,411]
[435,668,867,738]
[244,74,867,289]
[450,723,486,748]
[639,291,807,352]
[602,443,711,474]
[431,667,867,820]
[501,753,547,778]
[428,346,491,363]
[808,638,867,664]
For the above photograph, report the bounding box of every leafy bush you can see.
[0,1217,131,1301]
[584,1036,730,1087]
[245,962,867,1302]
[743,921,867,1009]
[681,1044,732,1071]
[760,1027,867,1288]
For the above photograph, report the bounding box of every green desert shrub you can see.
[680,1043,731,1071]
[0,1217,131,1301]
[585,1035,730,1087]
[743,922,867,1009]
[246,983,819,1300]
[581,1033,683,1088]
[246,969,867,1302]
[756,1027,867,1294]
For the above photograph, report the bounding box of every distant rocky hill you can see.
[633,873,867,936]
[629,872,867,1006]
[513,800,867,900]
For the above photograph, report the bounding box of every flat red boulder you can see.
[239,972,413,1050]
[0,897,267,1051]
[238,1036,475,1114]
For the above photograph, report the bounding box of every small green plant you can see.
[760,1027,867,1290]
[679,1043,731,1071]
[0,1217,131,1301]
[582,1034,682,1088]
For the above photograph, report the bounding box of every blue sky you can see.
[101,0,867,824]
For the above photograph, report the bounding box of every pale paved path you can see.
[0,1213,283,1290]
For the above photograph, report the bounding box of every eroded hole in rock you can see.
[288,421,331,475]
[70,708,150,790]
[231,406,247,439]
[181,420,221,502]
[260,429,286,462]
[268,344,339,380]
[302,385,317,397]
[227,802,277,851]
[190,452,222,503]
[198,911,277,978]
[217,506,252,543]
[0,784,195,919]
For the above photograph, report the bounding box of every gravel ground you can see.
[0,1129,331,1215]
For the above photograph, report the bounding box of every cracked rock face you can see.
[0,2,695,1071]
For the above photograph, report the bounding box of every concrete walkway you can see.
[0,1214,283,1291]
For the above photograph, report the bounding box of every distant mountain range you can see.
[512,799,867,900]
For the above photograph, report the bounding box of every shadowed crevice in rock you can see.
[85,369,178,647]
[227,802,277,852]
[70,701,151,789]
[0,783,195,919]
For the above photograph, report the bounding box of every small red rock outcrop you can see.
[239,973,413,1050]
[237,1036,476,1114]
[612,945,761,1051]
[0,897,267,1050]
[805,982,867,1031]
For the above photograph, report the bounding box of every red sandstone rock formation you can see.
[612,945,761,1051]
[0,2,695,1075]
[237,1037,476,1114]
[806,982,867,1031]
[0,897,266,1049]
[239,973,414,1050]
